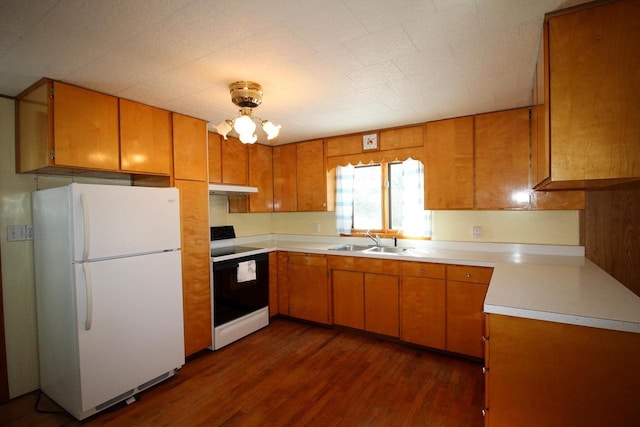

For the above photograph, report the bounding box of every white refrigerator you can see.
[32,183,185,420]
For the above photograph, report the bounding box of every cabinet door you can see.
[288,256,330,324]
[119,99,172,175]
[475,108,530,210]
[208,133,222,183]
[399,276,445,349]
[173,113,207,181]
[268,252,278,317]
[364,273,399,337]
[379,125,423,151]
[277,251,289,315]
[424,117,474,209]
[221,136,248,185]
[16,79,51,172]
[174,179,211,356]
[296,139,327,211]
[548,0,640,184]
[53,81,119,171]
[332,270,364,329]
[446,281,488,358]
[273,144,298,211]
[248,143,274,212]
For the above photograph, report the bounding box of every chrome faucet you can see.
[365,230,381,246]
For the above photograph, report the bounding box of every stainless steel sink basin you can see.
[364,246,407,254]
[329,244,374,252]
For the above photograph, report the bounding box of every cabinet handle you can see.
[482,336,489,342]
[466,272,472,278]
[482,408,488,417]
[482,366,488,374]
[420,268,424,273]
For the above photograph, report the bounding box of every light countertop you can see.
[211,234,640,334]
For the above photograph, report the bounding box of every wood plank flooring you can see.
[0,318,484,426]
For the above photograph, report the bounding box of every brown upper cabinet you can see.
[538,0,640,189]
[424,116,474,210]
[221,136,248,185]
[296,139,331,211]
[379,125,423,151]
[16,79,120,173]
[248,143,274,212]
[273,143,298,212]
[119,99,172,175]
[208,132,222,183]
[172,113,208,182]
[475,108,531,210]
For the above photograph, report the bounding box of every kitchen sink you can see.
[329,244,374,252]
[328,244,408,255]
[364,246,407,254]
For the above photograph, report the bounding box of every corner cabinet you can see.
[484,314,640,426]
[17,79,120,173]
[538,0,640,189]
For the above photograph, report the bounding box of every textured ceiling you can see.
[0,0,587,145]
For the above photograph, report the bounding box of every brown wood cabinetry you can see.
[268,252,278,317]
[174,179,211,355]
[119,99,172,175]
[17,79,120,173]
[172,113,207,181]
[208,133,222,183]
[221,136,248,185]
[424,117,474,209]
[277,251,289,315]
[364,273,399,337]
[330,256,400,337]
[287,253,330,324]
[296,139,330,211]
[332,270,364,329]
[484,313,640,426]
[475,108,530,210]
[248,143,274,212]
[273,144,298,212]
[379,125,423,151]
[446,265,491,358]
[400,262,446,349]
[538,0,640,189]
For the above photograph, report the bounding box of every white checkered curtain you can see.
[401,158,432,237]
[335,164,355,234]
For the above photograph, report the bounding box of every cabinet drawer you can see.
[401,261,446,279]
[353,257,400,275]
[447,265,493,284]
[328,255,354,270]
[288,253,327,267]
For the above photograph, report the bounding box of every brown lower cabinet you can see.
[281,253,493,358]
[484,314,640,426]
[287,253,331,324]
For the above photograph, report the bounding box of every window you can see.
[336,158,432,238]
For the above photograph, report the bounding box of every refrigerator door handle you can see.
[80,192,91,261]
[82,263,93,331]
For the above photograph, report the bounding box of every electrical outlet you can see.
[472,225,483,238]
[26,224,34,240]
[7,225,26,241]
[312,223,320,233]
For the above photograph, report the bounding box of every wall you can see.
[0,97,129,398]
[585,181,640,296]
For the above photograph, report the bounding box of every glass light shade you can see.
[261,120,281,140]
[214,119,233,140]
[239,132,257,144]
[233,114,256,135]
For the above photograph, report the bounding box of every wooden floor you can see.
[0,319,484,426]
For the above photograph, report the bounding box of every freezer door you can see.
[70,184,181,261]
[74,251,184,412]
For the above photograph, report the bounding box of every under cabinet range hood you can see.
[208,184,258,195]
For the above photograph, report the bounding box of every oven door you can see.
[212,253,269,327]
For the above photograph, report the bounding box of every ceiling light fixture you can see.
[213,81,281,144]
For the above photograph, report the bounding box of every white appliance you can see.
[32,183,185,421]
